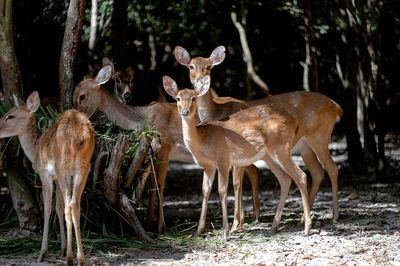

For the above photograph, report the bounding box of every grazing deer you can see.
[0,91,95,265]
[73,65,261,234]
[174,46,343,225]
[163,75,315,239]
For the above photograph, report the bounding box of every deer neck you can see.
[181,114,203,160]
[197,89,217,122]
[98,88,145,130]
[18,117,39,165]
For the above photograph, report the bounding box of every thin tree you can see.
[59,0,87,110]
[302,0,319,92]
[0,0,41,231]
[230,1,270,97]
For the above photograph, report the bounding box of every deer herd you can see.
[0,46,342,265]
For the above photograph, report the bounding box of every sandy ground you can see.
[1,137,399,265]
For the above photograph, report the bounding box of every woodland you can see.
[0,0,399,265]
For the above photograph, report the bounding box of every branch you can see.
[104,134,128,205]
[124,135,150,189]
[119,193,154,243]
[92,150,108,191]
[230,11,270,96]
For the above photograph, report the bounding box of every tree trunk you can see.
[0,0,41,231]
[302,0,319,92]
[111,0,128,65]
[88,0,97,51]
[337,1,380,177]
[59,0,87,110]
[336,52,366,175]
[6,141,41,231]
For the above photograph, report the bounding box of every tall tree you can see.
[111,0,128,66]
[302,0,319,92]
[0,0,41,231]
[59,0,87,110]
[336,0,382,176]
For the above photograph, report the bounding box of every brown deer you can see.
[102,57,135,104]
[72,65,261,233]
[174,46,343,226]
[0,91,95,265]
[163,75,315,239]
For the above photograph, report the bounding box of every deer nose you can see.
[123,92,131,101]
[181,108,190,117]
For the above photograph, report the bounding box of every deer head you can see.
[174,46,225,85]
[73,65,113,117]
[163,75,210,117]
[0,91,40,138]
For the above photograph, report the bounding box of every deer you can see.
[0,91,95,265]
[72,65,261,234]
[174,46,343,227]
[102,57,135,104]
[163,75,316,239]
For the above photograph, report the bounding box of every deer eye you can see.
[79,94,86,104]
[6,115,15,120]
[176,97,181,102]
[189,65,195,70]
[205,65,211,71]
[191,97,196,102]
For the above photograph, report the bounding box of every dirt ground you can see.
[1,137,400,265]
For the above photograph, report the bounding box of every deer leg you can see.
[55,181,66,256]
[274,151,311,235]
[147,149,169,234]
[298,141,324,224]
[305,136,339,222]
[196,166,216,236]
[263,156,292,233]
[71,166,89,266]
[147,172,157,222]
[38,178,53,262]
[217,166,230,240]
[155,158,169,234]
[244,164,260,222]
[231,166,244,233]
[64,199,73,266]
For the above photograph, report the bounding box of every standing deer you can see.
[174,46,343,226]
[73,65,260,233]
[163,75,314,239]
[0,92,95,265]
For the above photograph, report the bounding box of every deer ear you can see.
[102,57,115,74]
[126,66,134,76]
[210,46,226,66]
[194,75,211,97]
[174,46,191,66]
[12,93,21,106]
[26,91,40,113]
[95,65,113,85]
[162,76,178,98]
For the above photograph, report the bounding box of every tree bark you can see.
[124,135,151,189]
[336,1,380,176]
[59,0,87,110]
[104,134,128,205]
[302,0,319,92]
[0,0,41,231]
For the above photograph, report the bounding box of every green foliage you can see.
[95,119,159,166]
